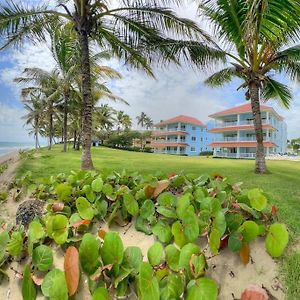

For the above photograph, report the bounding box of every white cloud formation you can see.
[0,1,299,141]
[0,103,29,142]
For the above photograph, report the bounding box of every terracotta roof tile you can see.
[209,103,284,120]
[155,115,205,127]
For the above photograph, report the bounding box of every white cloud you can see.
[0,103,30,143]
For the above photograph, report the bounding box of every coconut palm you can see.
[136,112,148,128]
[116,111,132,133]
[199,0,300,173]
[0,0,223,169]
[144,116,154,130]
[22,92,45,149]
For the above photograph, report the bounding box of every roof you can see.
[155,115,205,127]
[209,103,284,120]
[209,141,277,148]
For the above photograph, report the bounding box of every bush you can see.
[199,151,213,156]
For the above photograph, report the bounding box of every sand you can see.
[0,154,285,299]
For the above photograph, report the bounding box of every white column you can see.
[177,146,180,154]
[266,129,269,141]
[237,114,240,125]
[177,135,180,142]
[237,130,240,141]
[237,147,240,158]
[266,147,270,156]
[178,122,181,131]
[266,112,270,124]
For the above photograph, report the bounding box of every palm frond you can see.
[204,67,240,87]
[261,77,292,108]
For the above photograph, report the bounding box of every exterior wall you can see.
[152,121,214,156]
[210,110,287,158]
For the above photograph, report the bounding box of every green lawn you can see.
[17,145,300,299]
[18,146,300,235]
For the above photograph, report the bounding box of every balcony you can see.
[214,136,269,142]
[214,119,268,128]
[154,149,186,155]
[214,152,256,159]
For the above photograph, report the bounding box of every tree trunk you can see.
[48,109,53,150]
[249,82,267,173]
[78,26,94,169]
[63,92,69,152]
[73,130,77,149]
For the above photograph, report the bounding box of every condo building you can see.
[150,115,212,156]
[208,103,287,158]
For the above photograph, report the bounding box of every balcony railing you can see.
[153,139,186,143]
[214,136,269,142]
[156,127,187,132]
[154,150,186,155]
[214,119,268,128]
[214,152,256,159]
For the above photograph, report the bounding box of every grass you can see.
[17,145,300,299]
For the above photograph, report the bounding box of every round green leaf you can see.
[41,268,68,300]
[137,262,159,300]
[79,233,100,275]
[140,200,155,219]
[157,206,177,219]
[101,231,124,266]
[165,244,180,271]
[32,245,53,271]
[157,192,176,208]
[92,287,112,300]
[7,231,23,256]
[186,278,218,300]
[123,193,139,216]
[225,213,243,232]
[248,188,267,211]
[265,223,289,257]
[228,232,243,252]
[55,183,72,201]
[160,274,185,299]
[182,212,199,243]
[123,246,143,274]
[47,215,69,245]
[147,242,164,266]
[240,221,259,242]
[176,194,191,219]
[178,243,201,271]
[76,197,95,220]
[190,253,206,278]
[209,228,221,255]
[91,178,103,192]
[152,220,172,243]
[172,221,187,248]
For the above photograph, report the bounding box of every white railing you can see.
[155,150,186,155]
[152,139,186,143]
[156,127,187,132]
[214,152,256,159]
[215,119,268,128]
[215,136,270,142]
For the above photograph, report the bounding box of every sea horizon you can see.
[0,141,35,157]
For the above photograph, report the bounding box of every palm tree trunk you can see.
[73,130,77,149]
[78,27,94,170]
[249,82,267,173]
[48,110,53,150]
[63,92,69,152]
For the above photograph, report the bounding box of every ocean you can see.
[0,142,34,157]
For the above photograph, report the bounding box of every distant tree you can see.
[136,112,148,128]
[144,116,154,130]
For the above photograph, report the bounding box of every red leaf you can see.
[98,229,107,239]
[144,185,155,198]
[72,219,91,228]
[168,173,177,180]
[241,285,269,300]
[271,205,277,215]
[64,246,80,296]
[153,180,170,198]
[220,235,229,250]
[239,243,250,265]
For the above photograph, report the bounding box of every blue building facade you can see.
[150,115,213,156]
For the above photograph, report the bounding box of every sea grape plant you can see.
[0,169,290,299]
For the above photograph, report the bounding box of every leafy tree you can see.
[136,112,148,128]
[0,0,221,169]
[144,116,154,130]
[199,0,300,173]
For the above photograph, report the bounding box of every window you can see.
[192,126,196,130]
[200,138,203,142]
[200,147,203,151]
[192,136,196,141]
[205,137,208,141]
[191,147,196,152]
[201,128,203,132]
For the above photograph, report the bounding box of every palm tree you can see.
[199,0,300,173]
[136,112,148,128]
[22,92,45,149]
[0,0,222,169]
[15,68,62,150]
[144,116,154,130]
[116,111,132,133]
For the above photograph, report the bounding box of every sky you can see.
[1,1,300,143]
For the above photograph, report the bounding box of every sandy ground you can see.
[0,153,285,299]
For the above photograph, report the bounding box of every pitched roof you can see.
[155,115,205,127]
[209,103,284,120]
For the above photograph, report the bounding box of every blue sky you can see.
[0,2,300,143]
